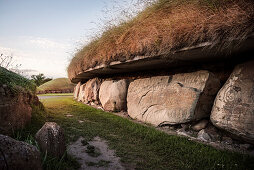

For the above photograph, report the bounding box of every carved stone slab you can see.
[211,60,254,144]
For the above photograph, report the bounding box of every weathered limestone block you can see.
[35,122,66,158]
[78,84,86,102]
[83,78,102,104]
[211,60,254,144]
[127,70,220,126]
[99,79,128,111]
[73,82,81,99]
[0,134,42,170]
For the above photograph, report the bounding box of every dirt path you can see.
[67,136,124,170]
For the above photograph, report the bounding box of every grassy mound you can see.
[37,78,75,93]
[68,0,254,80]
[0,66,36,93]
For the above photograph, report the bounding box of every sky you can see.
[0,0,139,78]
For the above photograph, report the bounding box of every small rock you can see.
[0,134,42,170]
[177,129,189,137]
[66,114,73,117]
[35,122,66,158]
[197,129,211,142]
[222,136,233,145]
[78,120,84,123]
[181,124,190,131]
[204,124,221,141]
[240,144,252,150]
[192,119,209,131]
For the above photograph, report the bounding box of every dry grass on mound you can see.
[37,78,75,92]
[68,0,254,80]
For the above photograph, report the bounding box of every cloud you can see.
[28,37,70,49]
[0,46,29,58]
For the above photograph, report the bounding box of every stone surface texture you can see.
[99,79,128,111]
[83,78,102,104]
[35,122,66,158]
[0,85,40,135]
[0,134,42,170]
[211,60,254,144]
[78,83,86,102]
[127,70,220,126]
[73,82,81,99]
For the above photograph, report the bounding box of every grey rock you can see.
[197,129,211,142]
[211,60,254,144]
[74,82,81,99]
[35,122,66,158]
[99,79,128,111]
[239,144,252,150]
[221,136,233,145]
[127,70,220,126]
[77,83,86,102]
[83,78,102,104]
[0,134,42,170]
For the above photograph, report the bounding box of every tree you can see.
[31,73,52,86]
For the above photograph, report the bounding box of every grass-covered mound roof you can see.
[37,78,75,92]
[68,0,254,80]
[0,66,36,93]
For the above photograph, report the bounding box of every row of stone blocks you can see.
[74,60,254,144]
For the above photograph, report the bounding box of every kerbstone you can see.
[99,79,128,111]
[127,70,220,126]
[211,60,254,144]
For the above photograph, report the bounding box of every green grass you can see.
[37,78,75,93]
[12,105,80,170]
[0,66,36,93]
[29,97,254,170]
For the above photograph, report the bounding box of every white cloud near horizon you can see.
[27,36,71,49]
[0,36,73,78]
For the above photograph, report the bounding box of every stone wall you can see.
[0,85,40,135]
[74,60,254,145]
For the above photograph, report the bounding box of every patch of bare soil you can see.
[67,136,124,170]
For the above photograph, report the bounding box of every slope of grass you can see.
[22,97,254,169]
[68,0,254,80]
[37,78,75,93]
[0,66,36,93]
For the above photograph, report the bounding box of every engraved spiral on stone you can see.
[224,86,236,102]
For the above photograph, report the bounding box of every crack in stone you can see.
[138,90,152,104]
[141,104,158,117]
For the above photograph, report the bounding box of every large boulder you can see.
[77,84,86,102]
[211,60,254,144]
[0,85,38,135]
[35,122,66,158]
[73,82,81,99]
[0,134,42,170]
[127,70,220,126]
[99,79,129,111]
[83,78,102,104]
